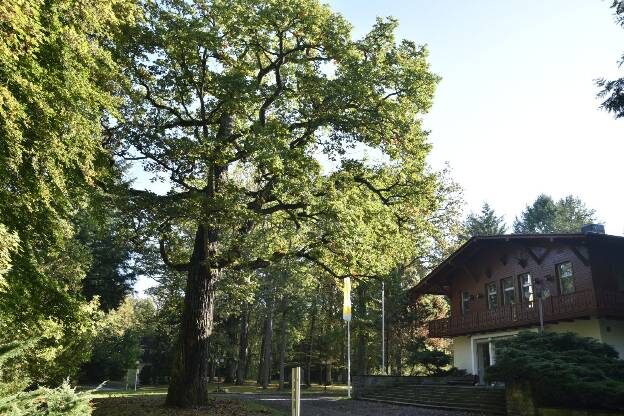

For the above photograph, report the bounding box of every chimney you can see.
[581,224,605,234]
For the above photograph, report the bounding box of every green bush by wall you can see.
[487,331,624,411]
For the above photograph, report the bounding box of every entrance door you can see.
[476,342,491,385]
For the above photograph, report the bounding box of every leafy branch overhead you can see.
[112,0,454,280]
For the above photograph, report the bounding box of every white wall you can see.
[599,319,624,359]
[450,318,624,374]
[451,336,472,371]
[544,318,603,339]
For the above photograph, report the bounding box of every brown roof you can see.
[409,233,624,296]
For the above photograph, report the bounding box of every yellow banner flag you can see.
[343,277,351,321]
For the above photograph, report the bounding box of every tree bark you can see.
[278,308,287,390]
[165,224,217,407]
[356,284,368,376]
[394,341,402,376]
[165,113,232,407]
[305,284,321,386]
[260,293,275,389]
[224,315,238,383]
[236,303,250,385]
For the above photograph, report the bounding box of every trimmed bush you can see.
[487,331,624,411]
[0,380,91,415]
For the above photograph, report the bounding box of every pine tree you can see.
[513,194,597,234]
[460,203,507,240]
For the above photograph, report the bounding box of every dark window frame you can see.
[518,272,534,303]
[485,282,498,310]
[556,261,575,295]
[501,276,516,305]
[461,291,471,316]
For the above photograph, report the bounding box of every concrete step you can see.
[367,394,504,408]
[360,396,505,415]
[359,385,506,415]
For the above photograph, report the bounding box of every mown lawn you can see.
[91,387,286,416]
[90,382,346,415]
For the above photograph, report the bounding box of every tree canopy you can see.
[110,0,459,406]
[597,1,624,118]
[460,202,507,240]
[513,194,597,234]
[0,0,138,386]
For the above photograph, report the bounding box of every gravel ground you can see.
[211,393,482,416]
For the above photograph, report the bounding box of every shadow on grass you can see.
[91,394,285,416]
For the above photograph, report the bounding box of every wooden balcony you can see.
[428,289,624,338]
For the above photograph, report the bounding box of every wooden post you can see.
[291,367,301,416]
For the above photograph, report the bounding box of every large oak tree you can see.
[112,0,453,407]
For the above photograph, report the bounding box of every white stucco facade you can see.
[451,318,624,377]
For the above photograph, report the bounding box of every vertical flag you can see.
[343,277,351,321]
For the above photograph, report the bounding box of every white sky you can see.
[330,0,624,235]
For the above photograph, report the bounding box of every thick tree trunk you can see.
[394,342,402,376]
[325,363,332,385]
[260,294,275,389]
[257,328,265,385]
[356,284,368,376]
[224,315,238,383]
[166,114,232,407]
[236,304,250,385]
[305,284,320,386]
[278,308,287,390]
[166,225,217,407]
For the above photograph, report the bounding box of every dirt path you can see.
[211,393,480,416]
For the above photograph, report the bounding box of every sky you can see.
[134,0,624,294]
[328,0,624,235]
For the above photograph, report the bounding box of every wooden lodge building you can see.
[411,224,624,384]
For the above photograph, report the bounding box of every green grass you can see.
[91,390,286,416]
[91,382,347,398]
[90,382,348,415]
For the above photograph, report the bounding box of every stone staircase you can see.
[359,384,506,415]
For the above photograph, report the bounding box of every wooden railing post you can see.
[291,367,300,416]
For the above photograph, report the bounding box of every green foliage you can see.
[0,225,19,278]
[407,349,452,375]
[597,1,624,118]
[487,331,624,410]
[460,202,507,240]
[81,297,156,383]
[0,381,92,416]
[513,194,597,234]
[0,0,139,387]
[75,196,137,312]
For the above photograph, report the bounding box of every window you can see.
[501,277,516,305]
[557,262,575,295]
[461,291,471,316]
[519,273,534,303]
[486,282,498,310]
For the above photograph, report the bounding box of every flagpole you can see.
[343,277,352,399]
[381,281,385,374]
[347,320,351,398]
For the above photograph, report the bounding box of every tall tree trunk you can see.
[260,293,275,389]
[305,284,321,386]
[165,114,232,407]
[278,308,288,390]
[257,327,265,385]
[166,225,217,407]
[236,303,250,385]
[224,316,238,383]
[394,341,402,376]
[356,284,368,376]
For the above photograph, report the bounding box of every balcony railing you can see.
[428,289,624,338]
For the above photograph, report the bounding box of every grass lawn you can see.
[91,388,285,416]
[90,382,347,415]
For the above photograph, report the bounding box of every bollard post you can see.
[291,367,301,416]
